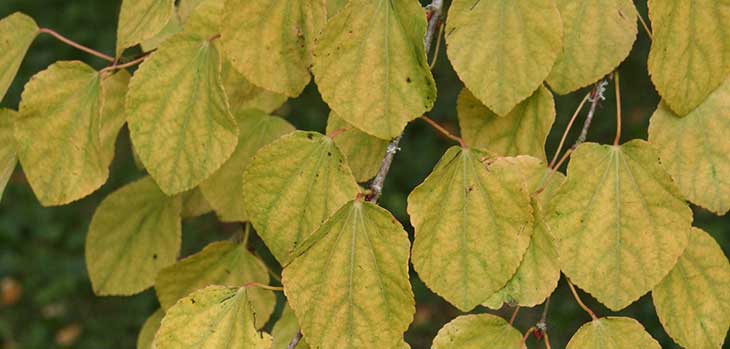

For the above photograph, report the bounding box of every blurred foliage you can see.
[1,1,728,348]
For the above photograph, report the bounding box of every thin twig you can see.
[243,282,284,292]
[566,278,598,321]
[548,92,591,169]
[539,296,550,326]
[613,71,622,146]
[509,305,520,325]
[288,331,303,349]
[38,28,115,62]
[575,79,608,146]
[419,116,465,147]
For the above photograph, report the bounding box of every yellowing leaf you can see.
[457,86,555,160]
[86,177,182,295]
[221,58,288,114]
[313,0,436,139]
[431,314,524,349]
[652,227,730,349]
[326,112,388,182]
[567,317,660,349]
[241,131,359,264]
[546,0,637,94]
[648,0,730,115]
[0,109,18,201]
[409,147,533,311]
[154,286,272,349]
[137,309,164,349]
[272,305,310,349]
[0,13,38,102]
[116,0,175,55]
[15,62,112,206]
[99,70,131,166]
[181,0,222,37]
[548,140,692,310]
[154,240,276,327]
[200,110,294,222]
[140,14,182,52]
[221,0,327,97]
[180,187,212,218]
[127,33,239,195]
[446,0,562,116]
[282,200,414,349]
[648,78,730,214]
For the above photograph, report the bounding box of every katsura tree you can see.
[1,0,730,348]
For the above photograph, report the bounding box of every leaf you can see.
[200,110,294,222]
[409,147,534,311]
[548,140,692,310]
[325,112,388,182]
[15,61,111,206]
[241,131,359,264]
[567,317,660,349]
[140,14,182,52]
[652,227,730,349]
[180,187,212,218]
[99,70,131,165]
[446,0,562,116]
[86,177,182,295]
[282,200,414,349]
[0,13,38,102]
[127,33,239,195]
[154,286,272,349]
[313,0,436,139]
[181,0,222,37]
[221,58,288,114]
[116,0,175,55]
[431,314,524,349]
[483,156,564,309]
[137,309,164,349]
[272,305,310,349]
[648,78,730,214]
[546,0,637,94]
[154,240,276,327]
[647,0,730,116]
[221,0,327,97]
[0,109,18,201]
[457,86,555,160]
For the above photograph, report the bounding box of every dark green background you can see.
[1,1,728,348]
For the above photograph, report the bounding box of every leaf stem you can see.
[327,127,350,139]
[509,305,520,325]
[548,92,591,169]
[243,282,284,292]
[419,115,465,147]
[521,327,537,346]
[566,278,598,321]
[38,28,115,62]
[99,52,151,75]
[613,71,622,146]
[635,7,653,40]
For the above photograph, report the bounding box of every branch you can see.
[574,79,608,146]
[38,28,115,62]
[288,331,303,349]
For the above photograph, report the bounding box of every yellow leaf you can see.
[648,78,730,214]
[154,286,272,349]
[548,140,692,310]
[653,227,730,349]
[221,0,327,97]
[0,13,38,102]
[431,314,524,349]
[181,0,222,38]
[116,0,175,55]
[457,86,555,160]
[86,177,182,295]
[546,0,637,94]
[0,109,18,201]
[647,0,730,115]
[140,14,182,52]
[201,110,294,222]
[180,187,212,219]
[137,309,164,349]
[221,57,288,114]
[99,70,131,166]
[409,147,534,311]
[127,33,239,195]
[567,317,660,349]
[446,0,562,116]
[272,305,310,349]
[313,0,436,139]
[326,112,388,182]
[241,131,359,264]
[282,200,414,349]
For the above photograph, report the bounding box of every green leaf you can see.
[325,112,388,182]
[272,305,310,349]
[200,110,294,222]
[154,286,272,349]
[648,78,730,214]
[140,14,182,52]
[282,200,414,349]
[652,227,730,349]
[313,0,436,139]
[116,0,175,55]
[0,109,18,201]
[0,13,38,102]
[86,177,182,295]
[15,61,114,206]
[127,33,239,195]
[457,86,555,160]
[446,0,562,116]
[241,131,359,264]
[548,140,692,310]
[137,309,164,349]
[567,317,660,349]
[546,0,637,94]
[431,314,524,349]
[181,0,222,37]
[154,240,276,327]
[221,0,327,97]
[647,0,730,115]
[180,187,212,218]
[221,57,288,114]
[483,156,564,309]
[409,147,534,311]
[99,70,131,166]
